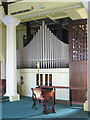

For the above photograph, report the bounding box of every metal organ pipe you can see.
[42,21,45,68]
[40,28,42,67]
[44,25,47,68]
[17,21,69,69]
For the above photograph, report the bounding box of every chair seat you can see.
[37,96,44,100]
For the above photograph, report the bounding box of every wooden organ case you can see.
[69,19,87,104]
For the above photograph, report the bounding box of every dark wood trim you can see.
[40,85,87,106]
[70,19,87,26]
[40,85,87,90]
[55,100,83,105]
[0,0,23,7]
[72,102,83,105]
[40,85,69,89]
[2,2,8,15]
[8,0,23,4]
[55,100,69,104]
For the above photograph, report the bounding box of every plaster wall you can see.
[16,28,26,50]
[17,68,69,100]
[0,24,2,61]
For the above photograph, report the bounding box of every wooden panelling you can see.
[70,62,87,74]
[70,74,87,87]
[2,79,6,95]
[69,19,87,103]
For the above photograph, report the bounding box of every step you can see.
[0,96,9,102]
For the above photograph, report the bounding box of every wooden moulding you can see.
[40,85,87,105]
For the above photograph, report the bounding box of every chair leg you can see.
[35,105,37,109]
[32,99,36,108]
[39,100,41,103]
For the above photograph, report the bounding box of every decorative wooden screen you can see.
[72,23,87,61]
[69,19,87,104]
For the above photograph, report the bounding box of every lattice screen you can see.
[72,24,87,61]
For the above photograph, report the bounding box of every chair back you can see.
[33,88,42,98]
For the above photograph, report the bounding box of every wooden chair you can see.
[31,87,56,113]
[31,87,44,109]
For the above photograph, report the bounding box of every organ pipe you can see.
[17,21,69,69]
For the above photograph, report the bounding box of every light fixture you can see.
[21,5,81,20]
[36,62,40,86]
[36,62,40,71]
[39,5,45,9]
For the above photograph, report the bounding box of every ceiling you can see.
[0,1,87,23]
[0,0,87,45]
[25,17,71,44]
[21,16,71,32]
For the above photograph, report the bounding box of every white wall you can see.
[53,69,69,100]
[16,28,26,50]
[17,68,69,101]
[0,24,2,61]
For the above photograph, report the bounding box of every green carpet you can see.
[2,96,90,119]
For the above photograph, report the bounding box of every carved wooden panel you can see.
[43,91,56,114]
[69,19,87,103]
[72,23,87,61]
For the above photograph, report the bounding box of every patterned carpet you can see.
[1,96,90,119]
